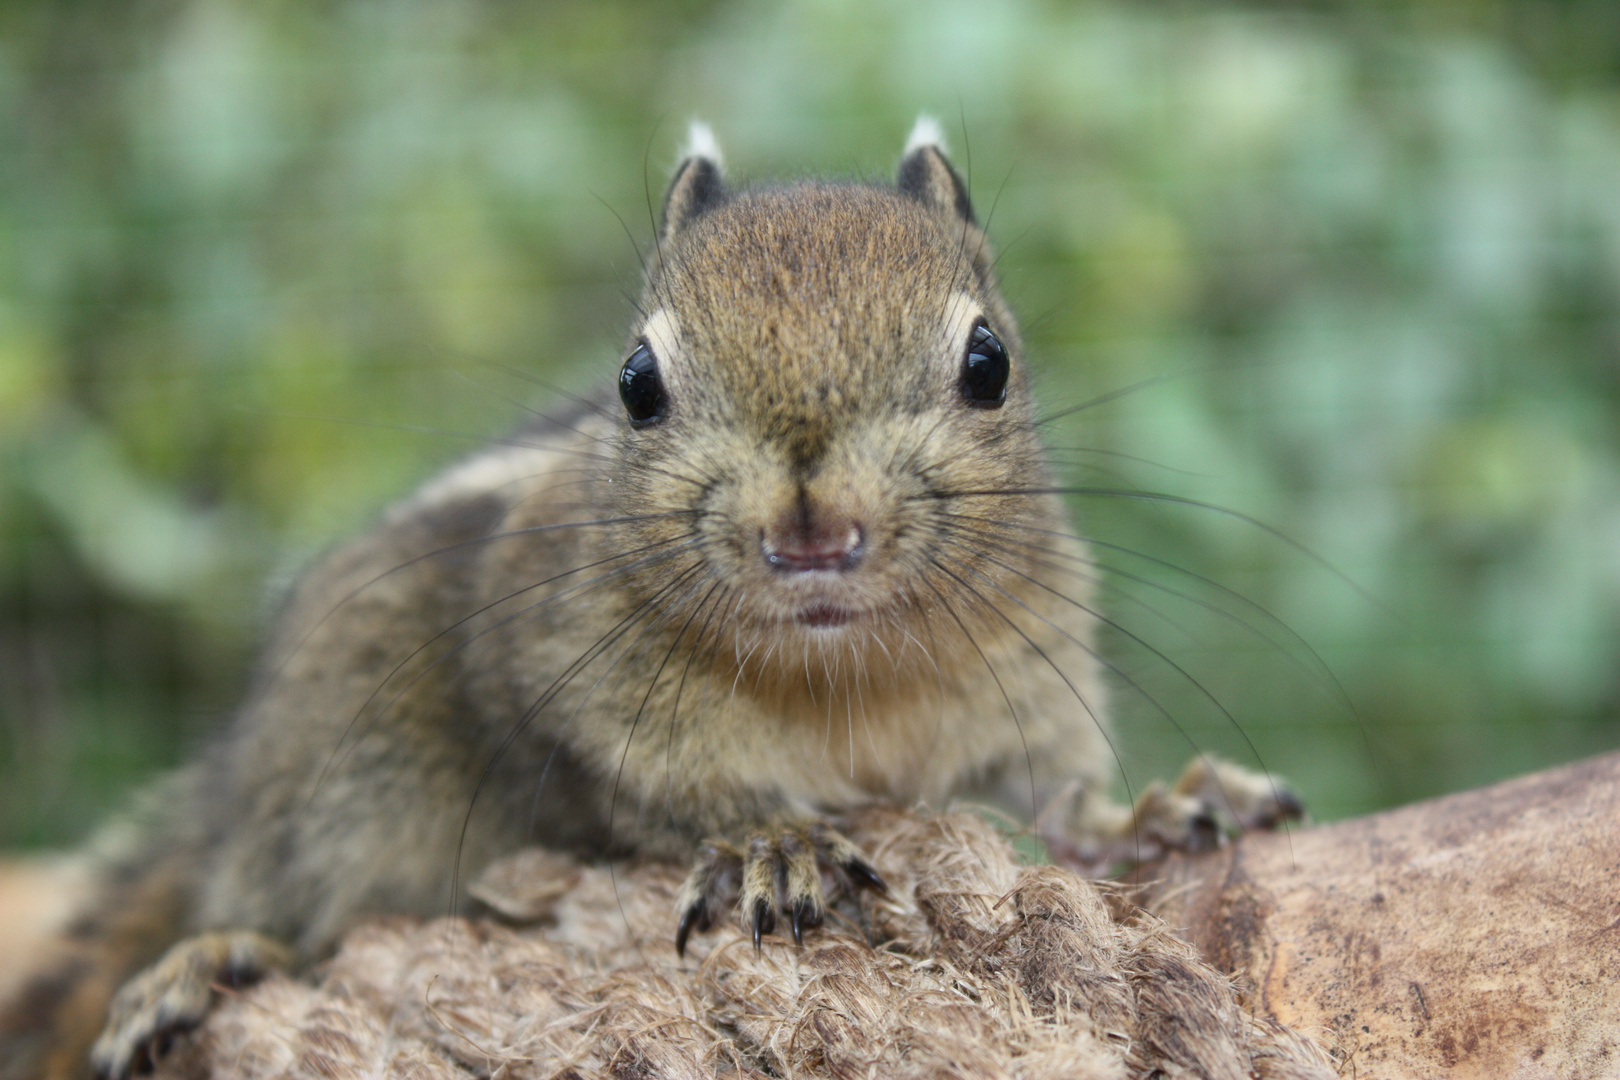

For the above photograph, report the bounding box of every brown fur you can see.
[1,128,1290,1077]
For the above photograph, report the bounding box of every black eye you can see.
[960,322,1009,407]
[619,342,667,425]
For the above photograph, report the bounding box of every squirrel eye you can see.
[960,322,1009,408]
[619,343,667,425]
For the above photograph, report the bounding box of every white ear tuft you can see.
[681,121,724,169]
[904,115,947,156]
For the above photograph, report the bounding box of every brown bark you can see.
[1132,751,1620,1078]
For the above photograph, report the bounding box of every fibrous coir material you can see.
[157,809,1336,1079]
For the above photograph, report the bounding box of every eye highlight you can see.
[960,321,1009,408]
[619,342,667,425]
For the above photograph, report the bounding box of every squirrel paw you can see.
[1135,755,1304,854]
[90,930,290,1079]
[673,821,885,956]
[1059,755,1304,870]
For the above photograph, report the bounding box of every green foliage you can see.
[2,0,1617,846]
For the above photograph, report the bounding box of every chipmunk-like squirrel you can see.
[1,119,1300,1080]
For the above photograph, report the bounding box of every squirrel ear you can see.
[660,122,726,245]
[896,116,975,225]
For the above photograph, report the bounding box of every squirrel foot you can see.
[90,930,290,1079]
[1131,755,1304,856]
[1059,755,1304,870]
[1171,754,1304,833]
[674,821,885,956]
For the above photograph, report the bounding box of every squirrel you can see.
[0,119,1301,1080]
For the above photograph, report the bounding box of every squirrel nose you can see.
[761,522,864,573]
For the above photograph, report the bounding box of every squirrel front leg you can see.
[1038,755,1304,874]
[89,931,290,1080]
[673,819,886,956]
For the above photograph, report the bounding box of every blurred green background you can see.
[3,0,1618,849]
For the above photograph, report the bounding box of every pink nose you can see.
[761,522,864,573]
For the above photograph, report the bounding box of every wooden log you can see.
[1132,751,1620,1078]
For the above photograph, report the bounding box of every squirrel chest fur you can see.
[3,122,1299,1080]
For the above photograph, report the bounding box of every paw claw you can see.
[1187,809,1221,853]
[751,897,775,950]
[674,820,879,952]
[1257,784,1306,829]
[675,899,706,958]
[789,898,822,946]
[845,856,887,893]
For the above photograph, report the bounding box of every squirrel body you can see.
[1,122,1297,1080]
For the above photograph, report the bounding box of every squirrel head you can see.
[606,120,1062,683]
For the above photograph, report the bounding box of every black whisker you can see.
[610,576,725,851]
[307,534,703,808]
[600,567,719,964]
[446,364,613,443]
[663,586,739,828]
[937,535,1284,829]
[944,511,1363,724]
[644,114,668,283]
[1034,371,1190,428]
[591,188,650,289]
[457,356,621,425]
[925,485,1388,614]
[263,511,702,706]
[1044,444,1216,480]
[924,554,1138,864]
[914,573,1040,825]
[450,558,706,919]
[941,522,1207,648]
[239,407,618,465]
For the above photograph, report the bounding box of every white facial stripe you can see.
[639,307,685,399]
[943,291,983,359]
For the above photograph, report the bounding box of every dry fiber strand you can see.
[142,810,1334,1080]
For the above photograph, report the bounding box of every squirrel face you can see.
[603,128,1061,679]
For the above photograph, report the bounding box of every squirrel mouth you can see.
[796,603,857,629]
